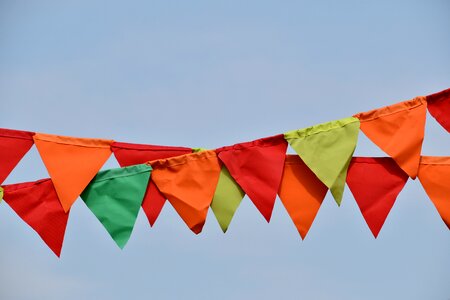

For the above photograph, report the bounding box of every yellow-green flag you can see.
[210,166,245,232]
[284,117,360,205]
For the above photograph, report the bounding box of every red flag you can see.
[426,88,450,133]
[346,157,408,238]
[111,142,192,226]
[0,128,34,184]
[216,134,288,222]
[2,179,70,257]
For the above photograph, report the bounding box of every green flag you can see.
[210,166,245,232]
[81,164,151,249]
[192,147,207,153]
[284,117,360,205]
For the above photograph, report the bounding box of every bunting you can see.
[81,164,151,248]
[346,157,409,237]
[354,96,427,179]
[150,150,221,234]
[111,142,192,226]
[284,117,360,205]
[33,133,114,212]
[0,128,34,184]
[278,155,328,239]
[2,179,69,257]
[0,88,448,255]
[426,88,450,133]
[216,135,287,222]
[418,156,450,229]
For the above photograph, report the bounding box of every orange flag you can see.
[418,156,450,229]
[354,96,427,179]
[150,150,221,234]
[33,133,113,212]
[278,155,328,239]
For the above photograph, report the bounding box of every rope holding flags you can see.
[0,87,449,257]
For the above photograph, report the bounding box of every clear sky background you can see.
[1,1,449,299]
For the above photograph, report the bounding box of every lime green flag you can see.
[211,166,245,232]
[192,147,207,153]
[284,117,360,205]
[81,164,151,249]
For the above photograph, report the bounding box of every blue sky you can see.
[1,1,449,299]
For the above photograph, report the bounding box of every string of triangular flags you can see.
[1,88,449,257]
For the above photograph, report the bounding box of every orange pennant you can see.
[354,96,426,179]
[33,133,113,212]
[278,155,328,239]
[150,150,221,234]
[418,156,450,229]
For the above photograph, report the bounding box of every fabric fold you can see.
[284,117,360,205]
[216,134,288,222]
[346,157,409,237]
[81,164,151,249]
[210,166,245,233]
[278,155,328,239]
[33,133,113,212]
[418,156,450,229]
[353,96,427,179]
[2,178,70,257]
[426,88,450,133]
[150,150,222,234]
[111,141,192,226]
[0,128,35,184]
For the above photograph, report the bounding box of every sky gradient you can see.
[1,1,449,299]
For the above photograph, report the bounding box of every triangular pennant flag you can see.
[278,155,328,239]
[33,133,113,212]
[346,157,409,237]
[150,150,222,234]
[0,128,35,184]
[426,88,450,133]
[284,117,360,206]
[81,164,151,248]
[2,179,69,257]
[418,156,450,229]
[210,166,245,233]
[216,134,287,222]
[353,96,427,179]
[111,142,192,226]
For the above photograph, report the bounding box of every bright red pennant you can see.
[33,133,113,212]
[278,155,328,239]
[346,157,409,237]
[111,142,192,226]
[216,134,288,222]
[0,128,35,184]
[426,88,450,133]
[2,179,69,257]
[418,156,450,229]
